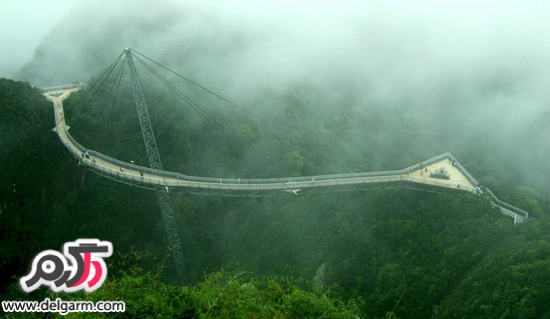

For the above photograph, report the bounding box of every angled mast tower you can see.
[124,48,187,284]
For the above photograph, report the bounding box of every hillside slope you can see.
[1,77,549,318]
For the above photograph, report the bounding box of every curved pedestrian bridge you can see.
[44,85,529,223]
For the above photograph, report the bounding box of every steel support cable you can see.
[131,54,236,139]
[131,49,299,139]
[102,59,122,110]
[132,55,226,133]
[73,52,125,111]
[132,54,242,147]
[133,48,297,139]
[103,57,127,118]
[131,55,215,120]
[95,56,125,114]
[52,56,124,150]
[95,58,127,152]
[77,56,120,104]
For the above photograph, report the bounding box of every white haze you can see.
[9,0,550,192]
[0,0,85,77]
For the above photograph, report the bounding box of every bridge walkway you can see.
[43,87,528,223]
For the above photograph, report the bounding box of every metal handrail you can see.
[484,188,529,218]
[448,154,479,187]
[64,127,480,188]
[52,93,529,220]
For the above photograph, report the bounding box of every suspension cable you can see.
[73,52,125,111]
[103,57,127,118]
[131,53,242,147]
[130,49,298,139]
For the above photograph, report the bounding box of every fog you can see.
[15,1,550,88]
[0,0,85,77]
[10,0,550,192]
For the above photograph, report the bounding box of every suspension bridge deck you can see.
[44,86,529,223]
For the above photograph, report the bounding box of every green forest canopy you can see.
[1,77,549,318]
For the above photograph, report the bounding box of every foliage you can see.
[1,75,549,319]
[3,264,360,318]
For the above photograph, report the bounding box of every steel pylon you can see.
[124,48,187,285]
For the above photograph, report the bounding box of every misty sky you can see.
[1,0,548,86]
[1,0,547,190]
[0,0,84,77]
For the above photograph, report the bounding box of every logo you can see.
[20,239,113,293]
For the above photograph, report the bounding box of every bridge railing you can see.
[59,108,530,220]
[42,83,84,92]
[49,91,531,222]
[80,144,411,186]
[63,126,471,188]
[484,188,529,218]
[447,154,480,187]
[61,119,415,185]
[401,152,451,172]
[82,138,527,218]
[86,160,163,187]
